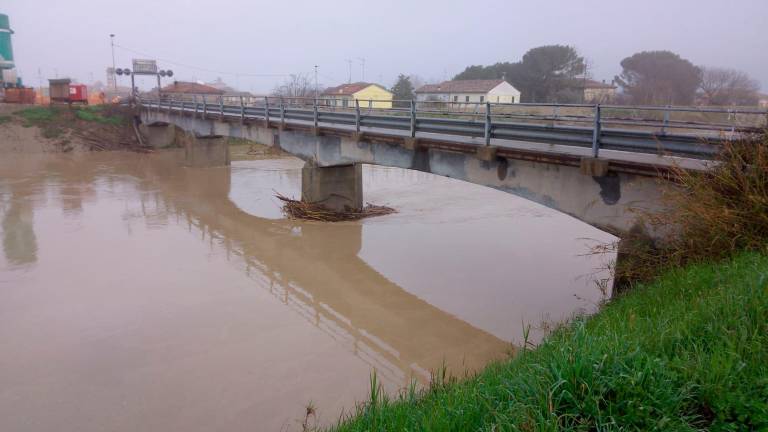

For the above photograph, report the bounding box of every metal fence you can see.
[139,95,768,159]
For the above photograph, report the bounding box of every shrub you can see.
[614,131,768,284]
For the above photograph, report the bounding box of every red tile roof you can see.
[321,82,388,96]
[415,79,506,94]
[161,81,225,95]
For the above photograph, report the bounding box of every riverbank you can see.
[330,251,768,430]
[0,103,137,153]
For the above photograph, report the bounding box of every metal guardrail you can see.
[139,96,768,159]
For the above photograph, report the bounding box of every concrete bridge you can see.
[138,98,761,236]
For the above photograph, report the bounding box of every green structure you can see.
[0,13,14,70]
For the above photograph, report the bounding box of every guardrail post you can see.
[591,104,602,158]
[410,99,416,138]
[484,102,492,146]
[264,96,270,127]
[355,99,361,132]
[193,95,198,118]
[202,97,207,119]
[661,105,670,135]
[280,97,285,126]
[239,95,244,123]
[313,98,319,128]
[180,97,185,115]
[219,95,224,119]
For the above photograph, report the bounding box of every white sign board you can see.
[132,59,158,75]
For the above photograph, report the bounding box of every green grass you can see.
[0,115,11,125]
[330,252,768,431]
[74,106,124,125]
[13,106,61,126]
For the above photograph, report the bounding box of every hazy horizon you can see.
[4,0,767,93]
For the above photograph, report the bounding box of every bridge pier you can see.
[301,163,363,212]
[183,134,230,168]
[145,122,176,149]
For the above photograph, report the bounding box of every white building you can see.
[415,79,521,104]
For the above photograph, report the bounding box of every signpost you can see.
[114,59,172,106]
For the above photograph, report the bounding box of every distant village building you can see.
[320,82,393,109]
[581,79,617,103]
[758,93,768,108]
[415,79,521,105]
[160,81,224,102]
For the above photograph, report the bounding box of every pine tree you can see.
[391,74,415,107]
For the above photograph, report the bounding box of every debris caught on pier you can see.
[275,193,396,222]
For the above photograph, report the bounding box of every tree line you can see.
[448,45,762,106]
[272,46,762,107]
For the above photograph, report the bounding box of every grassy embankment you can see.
[329,134,768,431]
[9,106,135,151]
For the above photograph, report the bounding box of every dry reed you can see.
[276,193,396,222]
[611,130,768,285]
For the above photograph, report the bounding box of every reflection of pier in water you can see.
[127,152,510,386]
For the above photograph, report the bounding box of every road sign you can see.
[132,59,157,75]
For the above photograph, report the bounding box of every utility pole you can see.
[358,58,365,82]
[109,34,116,92]
[345,59,352,83]
[357,58,366,82]
[314,65,318,99]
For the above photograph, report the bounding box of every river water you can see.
[0,151,615,431]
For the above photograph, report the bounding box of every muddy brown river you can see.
[0,151,614,431]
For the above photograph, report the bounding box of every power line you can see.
[113,43,289,78]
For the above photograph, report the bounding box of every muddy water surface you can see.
[0,151,614,431]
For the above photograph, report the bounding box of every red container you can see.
[68,84,88,103]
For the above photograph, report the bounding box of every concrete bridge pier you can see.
[301,163,363,212]
[184,134,230,168]
[145,122,176,149]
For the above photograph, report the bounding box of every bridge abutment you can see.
[301,163,363,212]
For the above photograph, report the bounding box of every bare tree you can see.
[271,74,320,104]
[700,67,761,106]
[407,74,426,92]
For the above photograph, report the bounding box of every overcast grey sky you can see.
[4,0,767,93]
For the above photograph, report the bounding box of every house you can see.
[581,79,617,103]
[415,79,521,105]
[758,93,768,108]
[320,82,393,109]
[160,81,224,102]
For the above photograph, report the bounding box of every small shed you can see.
[48,78,72,103]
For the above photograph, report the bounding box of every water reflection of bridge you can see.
[133,153,510,386]
[0,152,510,388]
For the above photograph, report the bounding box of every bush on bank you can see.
[616,131,768,284]
[330,252,768,431]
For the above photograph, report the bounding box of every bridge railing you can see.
[140,95,768,159]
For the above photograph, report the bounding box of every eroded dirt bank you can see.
[0,103,141,154]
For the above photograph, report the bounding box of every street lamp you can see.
[109,34,116,92]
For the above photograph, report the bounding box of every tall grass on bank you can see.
[329,252,768,431]
[615,131,768,284]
